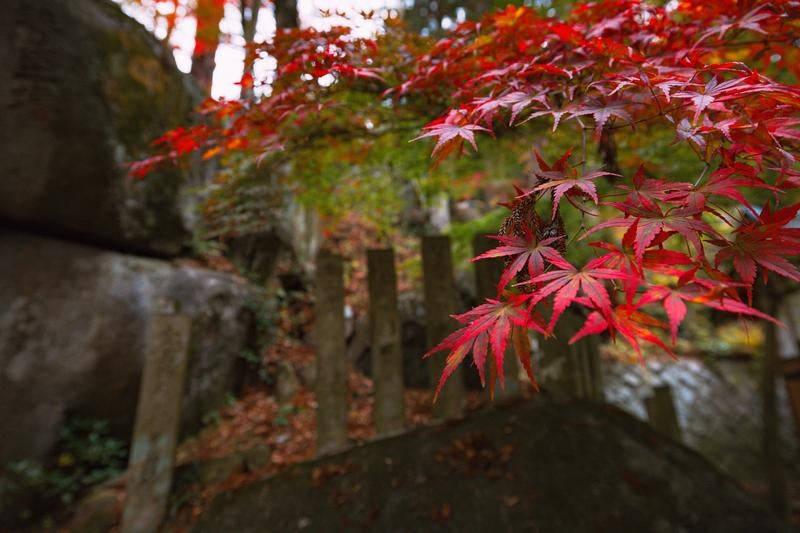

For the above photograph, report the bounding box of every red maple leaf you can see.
[697,5,773,42]
[413,109,490,164]
[569,303,674,358]
[471,230,571,294]
[713,202,800,288]
[526,263,638,330]
[532,169,617,219]
[423,295,544,399]
[613,165,691,213]
[568,99,637,138]
[413,121,489,157]
[641,279,780,345]
[671,164,777,216]
[585,205,720,260]
[588,222,693,304]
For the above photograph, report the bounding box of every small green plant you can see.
[2,417,127,525]
[243,294,274,344]
[238,349,271,384]
[201,409,222,428]
[274,404,297,427]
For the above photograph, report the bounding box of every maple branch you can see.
[701,37,794,50]
[694,163,710,187]
[580,103,693,132]
[647,85,664,116]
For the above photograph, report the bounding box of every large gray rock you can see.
[0,0,198,256]
[195,399,785,532]
[0,230,265,465]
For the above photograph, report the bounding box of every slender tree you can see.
[190,0,226,90]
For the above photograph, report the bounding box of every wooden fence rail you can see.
[539,310,604,401]
[118,233,608,529]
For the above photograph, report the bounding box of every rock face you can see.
[604,355,800,484]
[0,230,264,465]
[194,400,783,532]
[0,0,198,256]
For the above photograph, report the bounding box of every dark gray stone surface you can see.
[0,0,198,256]
[194,399,785,532]
[0,230,263,465]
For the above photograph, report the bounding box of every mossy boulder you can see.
[195,399,784,532]
[0,0,198,256]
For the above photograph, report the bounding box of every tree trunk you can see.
[191,0,225,91]
[274,0,299,29]
[239,0,261,100]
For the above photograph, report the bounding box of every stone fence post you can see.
[645,384,683,442]
[121,313,191,533]
[539,310,604,401]
[367,248,405,436]
[422,235,465,420]
[314,251,349,456]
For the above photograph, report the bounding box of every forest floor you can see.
[165,339,800,531]
[166,338,505,531]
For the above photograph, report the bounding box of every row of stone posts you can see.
[312,233,624,455]
[314,235,471,455]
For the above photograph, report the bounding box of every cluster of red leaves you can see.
[134,1,800,396]
[418,0,800,393]
[129,19,389,176]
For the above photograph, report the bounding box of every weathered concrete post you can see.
[473,234,521,401]
[367,248,406,436]
[644,384,683,442]
[121,313,192,533]
[756,282,789,519]
[783,357,800,439]
[314,251,349,455]
[571,326,603,401]
[422,235,465,419]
